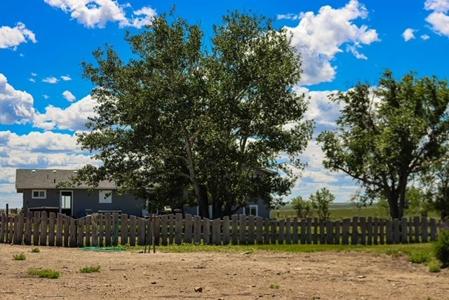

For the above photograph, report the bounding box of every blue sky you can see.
[1,0,449,207]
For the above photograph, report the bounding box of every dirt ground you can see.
[0,245,448,300]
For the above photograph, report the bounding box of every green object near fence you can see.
[80,246,126,252]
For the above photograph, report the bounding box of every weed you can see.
[31,248,40,253]
[13,253,26,261]
[80,265,101,273]
[27,268,60,279]
[428,258,441,273]
[270,283,280,289]
[409,252,430,264]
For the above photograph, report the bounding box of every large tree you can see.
[318,71,449,219]
[77,13,312,217]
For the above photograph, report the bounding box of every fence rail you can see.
[0,212,443,247]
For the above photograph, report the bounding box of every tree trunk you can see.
[198,185,209,218]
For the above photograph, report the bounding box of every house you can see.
[16,168,271,218]
[16,169,145,218]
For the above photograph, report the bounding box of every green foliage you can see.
[428,258,441,273]
[13,253,26,260]
[409,251,430,264]
[291,196,312,219]
[421,155,449,221]
[77,13,312,217]
[406,187,432,217]
[80,265,101,273]
[433,230,449,267]
[310,188,335,221]
[318,71,449,219]
[270,283,280,289]
[27,268,60,279]
[31,248,40,253]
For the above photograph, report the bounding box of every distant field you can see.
[271,203,440,220]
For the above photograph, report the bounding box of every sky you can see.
[1,0,449,208]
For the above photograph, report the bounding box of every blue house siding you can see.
[21,189,145,218]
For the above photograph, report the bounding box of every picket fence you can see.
[0,212,442,247]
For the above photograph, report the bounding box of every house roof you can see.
[15,169,116,190]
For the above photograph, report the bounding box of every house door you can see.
[60,191,73,216]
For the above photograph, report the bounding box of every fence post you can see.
[223,216,230,245]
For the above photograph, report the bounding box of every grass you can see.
[80,265,101,273]
[409,251,431,264]
[270,283,280,289]
[27,268,60,279]
[428,259,442,273]
[13,253,26,261]
[31,248,40,253]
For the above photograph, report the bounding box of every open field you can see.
[1,244,448,299]
[272,203,441,220]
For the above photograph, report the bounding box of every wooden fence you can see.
[0,212,443,247]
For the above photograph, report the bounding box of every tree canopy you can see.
[318,71,449,219]
[77,13,313,217]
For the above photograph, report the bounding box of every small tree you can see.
[291,196,312,219]
[310,188,335,221]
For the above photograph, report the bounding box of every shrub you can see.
[80,265,101,273]
[409,251,430,264]
[434,229,449,267]
[28,268,60,279]
[428,258,441,273]
[31,248,40,253]
[291,196,313,219]
[13,253,26,261]
[310,188,335,221]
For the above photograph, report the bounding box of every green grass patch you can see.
[409,251,431,264]
[428,258,442,273]
[31,248,40,253]
[13,253,26,261]
[27,268,60,279]
[80,265,101,273]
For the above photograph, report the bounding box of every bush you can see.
[80,265,101,273]
[291,196,312,219]
[31,248,40,253]
[13,253,26,261]
[28,268,60,279]
[428,258,441,273]
[310,188,335,221]
[434,229,449,267]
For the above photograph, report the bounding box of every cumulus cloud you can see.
[402,28,416,41]
[425,0,449,36]
[44,0,156,29]
[42,76,59,84]
[0,73,35,124]
[296,87,341,128]
[0,22,36,49]
[284,0,379,86]
[62,90,76,102]
[34,95,97,131]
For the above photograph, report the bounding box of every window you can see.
[249,204,258,217]
[99,190,112,204]
[32,190,46,199]
[60,191,72,209]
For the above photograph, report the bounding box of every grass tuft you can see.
[28,268,60,279]
[270,283,280,289]
[80,265,101,273]
[13,253,26,261]
[428,258,442,273]
[31,248,40,253]
[409,251,430,264]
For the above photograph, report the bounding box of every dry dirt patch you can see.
[0,245,448,299]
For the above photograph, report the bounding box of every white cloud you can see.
[62,90,76,102]
[0,22,36,49]
[402,28,416,41]
[284,0,379,85]
[425,0,449,36]
[0,73,35,124]
[277,13,300,21]
[42,76,59,84]
[421,34,431,40]
[43,94,50,100]
[44,0,156,29]
[34,95,97,131]
[29,78,36,83]
[61,75,72,81]
[297,87,341,127]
